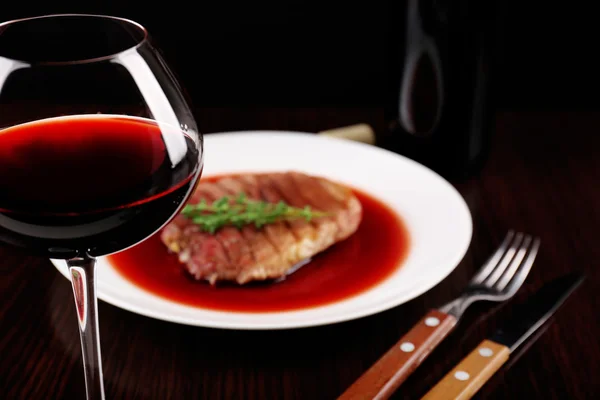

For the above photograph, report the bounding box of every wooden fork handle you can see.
[338,310,457,400]
[421,339,510,400]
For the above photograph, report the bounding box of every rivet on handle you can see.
[400,342,415,352]
[478,348,494,357]
[454,371,470,381]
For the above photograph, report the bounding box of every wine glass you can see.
[0,14,204,399]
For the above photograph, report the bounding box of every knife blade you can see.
[421,272,585,400]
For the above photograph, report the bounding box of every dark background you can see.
[2,3,600,400]
[2,1,596,111]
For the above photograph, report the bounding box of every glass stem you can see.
[67,256,106,400]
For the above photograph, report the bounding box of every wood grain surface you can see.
[1,109,599,399]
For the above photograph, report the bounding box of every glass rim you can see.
[0,13,149,66]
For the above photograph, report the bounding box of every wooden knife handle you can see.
[338,310,457,400]
[421,339,510,400]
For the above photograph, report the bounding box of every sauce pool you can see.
[108,180,410,312]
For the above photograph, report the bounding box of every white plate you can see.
[51,131,472,330]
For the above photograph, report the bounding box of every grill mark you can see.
[254,174,302,242]
[214,177,288,282]
[196,183,256,278]
[266,172,337,257]
[316,178,363,241]
[160,198,230,284]
[235,174,299,265]
[288,172,348,240]
[186,229,230,284]
[260,173,317,236]
[183,184,233,284]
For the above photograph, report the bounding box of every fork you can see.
[337,231,540,400]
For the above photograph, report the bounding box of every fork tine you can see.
[502,237,540,297]
[482,232,524,287]
[470,230,515,284]
[495,235,532,291]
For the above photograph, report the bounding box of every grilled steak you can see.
[160,171,363,284]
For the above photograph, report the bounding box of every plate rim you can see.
[50,129,473,330]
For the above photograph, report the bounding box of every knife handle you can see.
[420,339,510,400]
[338,310,457,400]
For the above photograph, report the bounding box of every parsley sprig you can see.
[181,193,330,234]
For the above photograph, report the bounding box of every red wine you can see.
[0,115,202,258]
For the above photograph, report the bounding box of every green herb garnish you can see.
[181,193,330,234]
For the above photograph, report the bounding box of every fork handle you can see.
[338,310,457,400]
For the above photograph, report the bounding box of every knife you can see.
[337,230,539,400]
[421,272,585,400]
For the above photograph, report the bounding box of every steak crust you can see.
[160,171,363,284]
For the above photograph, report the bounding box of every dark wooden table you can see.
[1,108,599,399]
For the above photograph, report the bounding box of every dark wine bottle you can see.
[382,0,496,181]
